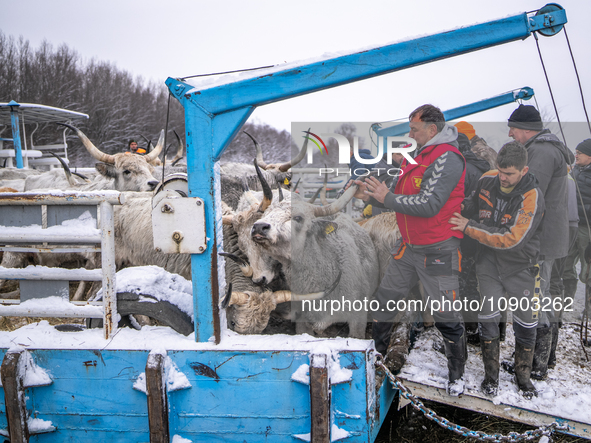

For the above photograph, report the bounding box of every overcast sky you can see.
[1,0,590,143]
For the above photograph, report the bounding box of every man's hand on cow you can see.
[449,212,469,232]
[362,176,389,203]
[352,180,370,201]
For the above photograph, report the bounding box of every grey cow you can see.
[250,186,380,338]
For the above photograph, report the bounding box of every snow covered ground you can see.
[399,322,591,425]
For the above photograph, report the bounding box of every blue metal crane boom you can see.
[373,87,535,138]
[165,5,566,343]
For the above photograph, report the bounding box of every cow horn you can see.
[307,186,322,204]
[277,127,310,172]
[229,291,252,306]
[255,159,273,213]
[293,177,301,193]
[313,185,357,217]
[320,167,329,206]
[171,130,184,164]
[49,152,76,186]
[219,252,253,277]
[57,122,115,164]
[145,130,165,162]
[221,284,252,308]
[222,215,234,225]
[243,131,269,169]
[273,271,341,303]
[277,186,284,202]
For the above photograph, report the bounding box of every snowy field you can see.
[400,321,591,425]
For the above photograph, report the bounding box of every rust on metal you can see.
[211,240,221,344]
[146,353,169,443]
[1,349,30,442]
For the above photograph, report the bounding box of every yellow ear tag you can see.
[284,178,290,185]
[325,224,335,235]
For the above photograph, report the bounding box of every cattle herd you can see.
[0,126,403,339]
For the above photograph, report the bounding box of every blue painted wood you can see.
[375,87,536,138]
[183,104,219,344]
[0,348,391,442]
[8,101,23,169]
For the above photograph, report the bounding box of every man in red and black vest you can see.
[355,104,467,396]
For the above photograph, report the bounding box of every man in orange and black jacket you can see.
[450,141,545,400]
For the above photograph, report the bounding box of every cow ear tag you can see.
[284,177,290,185]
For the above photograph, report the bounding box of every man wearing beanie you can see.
[507,104,574,381]
[564,139,591,310]
[455,121,497,169]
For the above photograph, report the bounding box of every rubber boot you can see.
[499,309,508,342]
[547,322,560,369]
[498,320,507,342]
[443,333,466,396]
[372,321,393,355]
[480,337,500,396]
[531,326,552,380]
[466,322,480,346]
[514,341,538,399]
[383,322,411,374]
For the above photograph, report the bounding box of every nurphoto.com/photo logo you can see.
[301,130,418,178]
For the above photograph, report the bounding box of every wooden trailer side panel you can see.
[0,347,394,442]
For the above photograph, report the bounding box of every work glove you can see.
[363,204,373,218]
[585,242,591,264]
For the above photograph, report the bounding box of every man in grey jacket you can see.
[507,104,572,380]
[355,104,467,396]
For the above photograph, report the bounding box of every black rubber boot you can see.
[514,341,538,399]
[547,322,560,369]
[466,322,480,346]
[372,321,394,355]
[480,337,500,396]
[531,326,552,380]
[383,322,411,374]
[498,320,507,342]
[443,333,466,396]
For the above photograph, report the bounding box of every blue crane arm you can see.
[165,5,566,343]
[373,87,535,138]
[166,7,563,118]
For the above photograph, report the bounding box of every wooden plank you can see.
[310,354,330,443]
[400,379,591,440]
[146,353,169,443]
[1,349,29,442]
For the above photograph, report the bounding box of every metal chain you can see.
[375,356,569,442]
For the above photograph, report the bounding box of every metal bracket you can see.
[152,192,206,254]
[528,5,567,36]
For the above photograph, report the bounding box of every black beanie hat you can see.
[507,105,543,131]
[576,139,591,157]
[456,132,471,154]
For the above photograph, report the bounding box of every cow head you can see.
[58,123,162,192]
[222,273,340,334]
[223,161,286,286]
[251,184,358,263]
[95,154,159,192]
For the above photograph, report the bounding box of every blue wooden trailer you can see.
[0,4,577,442]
